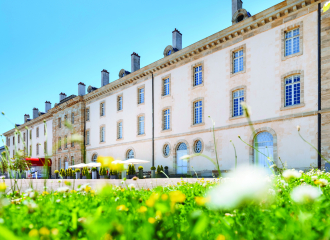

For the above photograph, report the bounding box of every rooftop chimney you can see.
[131,52,140,72]
[45,101,51,113]
[78,82,86,96]
[232,0,243,17]
[59,92,67,102]
[24,114,30,123]
[33,108,39,119]
[101,69,109,87]
[172,29,182,50]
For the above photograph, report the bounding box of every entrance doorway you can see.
[176,143,188,174]
[254,132,273,173]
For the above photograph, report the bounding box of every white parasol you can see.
[85,162,101,168]
[123,159,150,164]
[69,163,86,168]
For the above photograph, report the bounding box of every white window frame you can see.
[163,78,170,96]
[86,131,90,145]
[193,66,203,86]
[100,103,105,116]
[285,75,301,107]
[233,50,244,74]
[138,88,145,104]
[285,28,300,57]
[138,116,145,135]
[118,96,123,111]
[118,122,123,139]
[100,127,105,142]
[233,89,244,117]
[163,109,170,130]
[193,101,203,125]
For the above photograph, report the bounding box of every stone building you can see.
[3,0,330,176]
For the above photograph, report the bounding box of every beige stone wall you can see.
[52,100,85,173]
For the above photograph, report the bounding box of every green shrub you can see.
[54,170,59,174]
[99,167,107,176]
[82,167,88,176]
[151,166,156,170]
[110,169,117,176]
[160,165,164,172]
[157,165,161,174]
[138,166,143,170]
[75,169,80,173]
[60,169,66,177]
[164,166,168,170]
[92,167,97,172]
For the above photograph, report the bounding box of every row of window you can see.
[7,125,47,146]
[57,136,75,150]
[56,156,75,170]
[58,113,75,128]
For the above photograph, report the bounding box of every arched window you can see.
[127,150,134,159]
[163,144,170,157]
[194,140,202,153]
[92,154,97,162]
[167,50,172,56]
[176,143,188,174]
[237,14,244,22]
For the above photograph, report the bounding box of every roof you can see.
[58,94,77,105]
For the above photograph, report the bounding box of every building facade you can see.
[3,0,330,176]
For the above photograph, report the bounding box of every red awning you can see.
[26,158,52,167]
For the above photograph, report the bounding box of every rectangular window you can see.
[194,101,203,125]
[30,130,32,139]
[44,124,46,135]
[30,145,32,156]
[18,135,20,144]
[233,50,244,73]
[71,134,74,147]
[100,127,105,142]
[285,75,301,106]
[194,66,203,86]
[58,118,61,128]
[163,109,170,130]
[36,127,39,138]
[100,103,105,116]
[86,108,90,121]
[138,88,145,104]
[7,137,10,146]
[118,122,123,139]
[58,158,61,170]
[285,28,300,57]
[71,113,74,124]
[65,136,68,148]
[58,137,61,150]
[71,156,74,166]
[37,144,39,155]
[163,78,170,96]
[86,131,90,145]
[138,116,145,135]
[233,90,244,117]
[23,133,26,142]
[44,141,47,154]
[118,96,123,111]
[13,136,14,145]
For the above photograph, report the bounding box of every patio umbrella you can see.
[112,160,125,164]
[70,163,86,168]
[86,162,101,168]
[124,159,150,164]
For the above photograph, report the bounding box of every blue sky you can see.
[0,0,282,140]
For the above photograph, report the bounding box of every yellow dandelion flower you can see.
[138,206,148,213]
[155,210,162,220]
[28,229,39,237]
[161,194,168,201]
[54,193,58,196]
[51,228,59,236]
[148,217,156,224]
[39,227,50,236]
[195,196,210,206]
[116,205,128,211]
[84,186,91,192]
[146,199,155,208]
[216,234,226,240]
[0,183,6,192]
[169,191,186,203]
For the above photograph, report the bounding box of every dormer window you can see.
[237,14,244,23]
[167,50,172,56]
[121,73,125,78]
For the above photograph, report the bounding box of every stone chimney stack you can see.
[101,69,109,87]
[78,82,86,96]
[59,92,66,102]
[131,52,140,73]
[172,28,182,50]
[45,101,51,113]
[232,0,243,17]
[33,108,39,119]
[24,114,30,123]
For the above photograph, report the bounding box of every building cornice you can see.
[3,96,84,136]
[83,0,321,103]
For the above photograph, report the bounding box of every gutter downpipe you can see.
[318,3,321,169]
[152,73,155,167]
